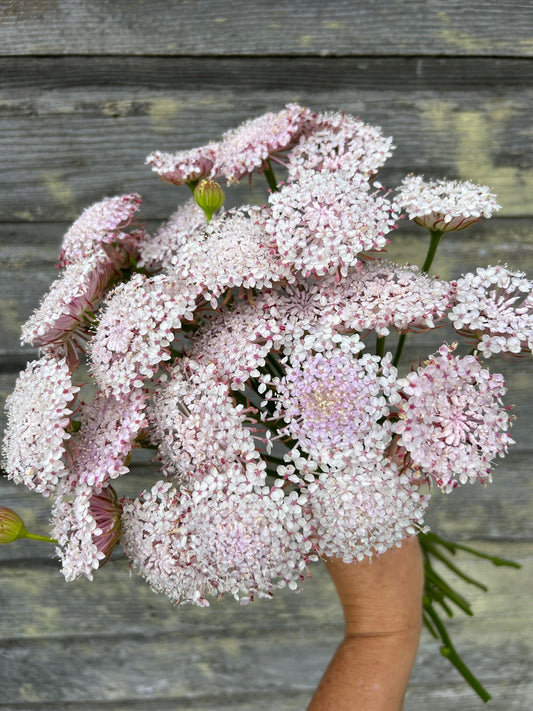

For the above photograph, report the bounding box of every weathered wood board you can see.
[1,1,533,57]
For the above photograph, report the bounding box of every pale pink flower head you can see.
[392,344,513,491]
[149,360,263,483]
[274,350,398,468]
[266,170,398,277]
[52,480,122,581]
[188,295,283,389]
[287,111,394,181]
[90,273,201,397]
[137,199,207,272]
[305,456,429,562]
[2,356,80,496]
[57,193,143,267]
[449,265,533,356]
[121,473,313,605]
[71,389,147,490]
[397,175,501,231]
[173,205,294,300]
[146,143,220,186]
[21,256,117,369]
[216,103,310,183]
[321,261,453,336]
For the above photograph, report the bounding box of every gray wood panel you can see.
[1,61,532,221]
[0,544,531,710]
[1,0,533,57]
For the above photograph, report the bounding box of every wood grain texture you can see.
[1,0,533,57]
[1,57,532,221]
[0,544,531,710]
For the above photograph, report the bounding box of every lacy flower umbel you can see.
[1,104,527,696]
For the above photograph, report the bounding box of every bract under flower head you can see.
[393,345,513,491]
[52,480,122,581]
[449,265,533,356]
[2,356,79,496]
[287,111,394,181]
[266,170,397,277]
[397,175,501,231]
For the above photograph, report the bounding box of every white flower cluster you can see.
[2,104,529,604]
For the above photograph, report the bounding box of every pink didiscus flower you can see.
[90,273,201,397]
[216,103,310,183]
[449,265,533,356]
[266,170,398,277]
[57,193,143,267]
[137,199,207,272]
[121,473,313,605]
[396,175,501,231]
[70,389,147,489]
[305,455,429,562]
[274,350,398,468]
[287,111,394,181]
[21,255,118,369]
[172,205,294,300]
[320,261,453,336]
[2,356,80,496]
[149,360,263,483]
[392,344,513,491]
[51,480,122,581]
[146,143,220,186]
[188,295,284,389]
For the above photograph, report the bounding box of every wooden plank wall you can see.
[1,2,532,709]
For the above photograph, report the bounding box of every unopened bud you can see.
[0,506,27,543]
[194,179,225,222]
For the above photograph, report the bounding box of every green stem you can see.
[424,605,492,702]
[421,229,444,274]
[392,229,444,367]
[24,531,58,544]
[262,159,279,192]
[392,333,406,368]
[376,335,386,358]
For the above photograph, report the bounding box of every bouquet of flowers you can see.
[1,104,529,701]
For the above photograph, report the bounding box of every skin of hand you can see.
[307,537,424,711]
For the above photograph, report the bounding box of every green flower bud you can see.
[0,506,27,543]
[194,179,225,222]
[0,506,57,545]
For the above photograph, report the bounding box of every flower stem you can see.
[421,229,444,274]
[24,531,58,544]
[392,229,444,367]
[262,159,279,192]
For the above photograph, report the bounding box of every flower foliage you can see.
[1,104,529,613]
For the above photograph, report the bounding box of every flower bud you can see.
[0,506,27,543]
[193,179,225,222]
